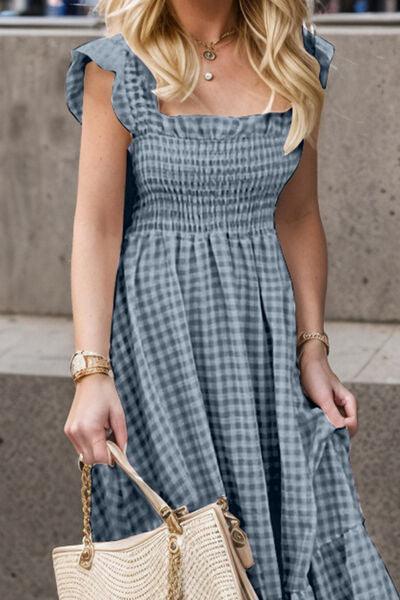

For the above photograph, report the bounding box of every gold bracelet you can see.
[73,366,112,384]
[296,330,329,356]
[70,350,112,382]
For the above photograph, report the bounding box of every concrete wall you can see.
[0,26,399,320]
[319,26,400,322]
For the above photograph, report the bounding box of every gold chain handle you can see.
[167,533,183,600]
[79,463,94,569]
[78,459,184,598]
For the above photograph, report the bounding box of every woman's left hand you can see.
[298,340,358,437]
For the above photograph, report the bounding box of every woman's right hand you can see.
[64,373,128,465]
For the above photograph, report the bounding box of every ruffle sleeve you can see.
[302,24,336,90]
[65,33,134,133]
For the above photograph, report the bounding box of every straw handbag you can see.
[52,440,259,599]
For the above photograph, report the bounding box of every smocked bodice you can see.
[65,28,335,236]
[128,110,302,234]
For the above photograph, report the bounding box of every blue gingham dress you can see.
[65,27,399,600]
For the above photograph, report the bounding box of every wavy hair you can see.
[93,0,324,155]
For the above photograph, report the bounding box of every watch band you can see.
[70,350,112,382]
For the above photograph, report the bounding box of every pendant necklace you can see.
[193,29,237,81]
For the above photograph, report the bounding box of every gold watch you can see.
[70,350,112,384]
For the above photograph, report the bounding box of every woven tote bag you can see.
[52,440,259,599]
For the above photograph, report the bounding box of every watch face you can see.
[71,353,86,374]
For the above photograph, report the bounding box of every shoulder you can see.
[301,24,336,89]
[65,33,141,130]
[69,32,138,73]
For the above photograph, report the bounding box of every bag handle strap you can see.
[106,440,182,532]
[78,440,183,571]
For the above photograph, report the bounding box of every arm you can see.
[274,119,358,437]
[64,61,131,464]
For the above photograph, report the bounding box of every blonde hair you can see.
[93,0,324,155]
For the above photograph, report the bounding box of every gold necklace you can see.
[193,28,237,81]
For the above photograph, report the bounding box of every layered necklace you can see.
[193,28,237,81]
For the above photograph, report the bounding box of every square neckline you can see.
[117,33,293,123]
[152,91,293,123]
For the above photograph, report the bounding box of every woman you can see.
[63,0,399,597]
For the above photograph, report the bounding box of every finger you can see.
[91,435,113,465]
[80,443,96,465]
[109,405,128,454]
[318,391,347,429]
[77,423,108,465]
[64,421,85,457]
[332,381,358,436]
[110,406,128,451]
[344,395,358,437]
[68,427,95,465]
[75,429,96,465]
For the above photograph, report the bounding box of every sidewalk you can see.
[0,314,399,383]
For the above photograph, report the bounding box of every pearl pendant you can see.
[204,72,214,81]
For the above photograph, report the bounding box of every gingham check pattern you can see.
[64,27,399,600]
